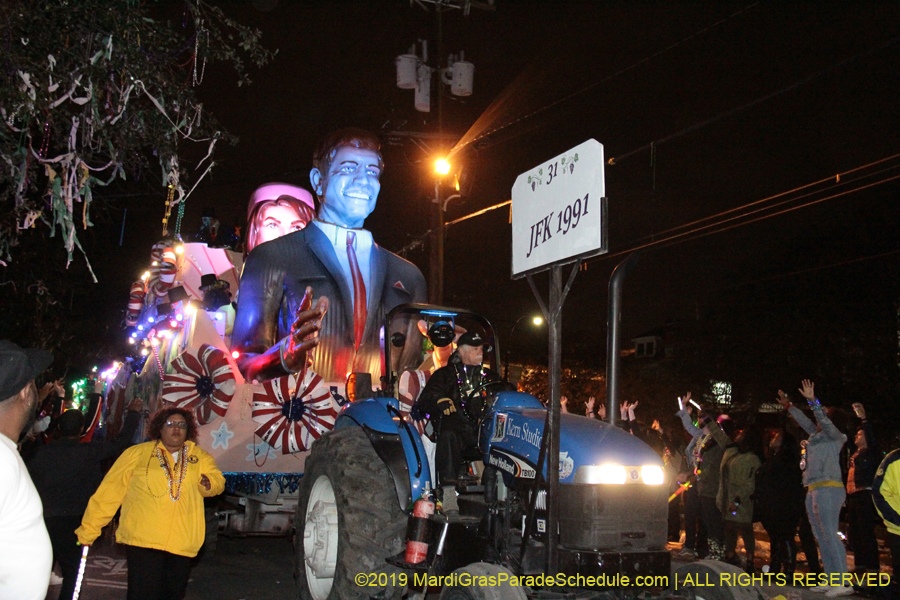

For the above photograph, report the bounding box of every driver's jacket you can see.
[415,352,499,422]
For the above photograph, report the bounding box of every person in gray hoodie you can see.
[777,380,852,597]
[675,393,708,559]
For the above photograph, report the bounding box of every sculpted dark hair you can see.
[312,128,383,184]
[148,407,198,442]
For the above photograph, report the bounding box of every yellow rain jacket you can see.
[76,440,225,557]
[874,449,900,536]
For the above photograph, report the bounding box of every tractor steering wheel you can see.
[460,379,517,423]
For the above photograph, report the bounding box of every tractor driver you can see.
[415,331,499,518]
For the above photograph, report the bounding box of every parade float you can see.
[104,237,340,535]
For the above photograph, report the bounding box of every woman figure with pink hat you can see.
[244,182,315,254]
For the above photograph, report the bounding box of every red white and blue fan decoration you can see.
[252,370,337,454]
[162,344,236,424]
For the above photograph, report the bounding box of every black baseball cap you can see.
[457,331,485,348]
[0,340,53,401]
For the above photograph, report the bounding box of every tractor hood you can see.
[480,391,664,484]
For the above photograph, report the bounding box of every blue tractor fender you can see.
[334,396,432,511]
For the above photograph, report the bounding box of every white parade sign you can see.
[511,139,607,278]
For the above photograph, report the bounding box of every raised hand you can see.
[852,402,866,420]
[586,396,595,415]
[776,389,791,408]
[560,395,569,413]
[798,379,815,401]
[38,382,56,403]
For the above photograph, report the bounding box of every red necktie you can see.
[347,231,367,351]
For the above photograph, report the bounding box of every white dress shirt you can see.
[312,220,373,307]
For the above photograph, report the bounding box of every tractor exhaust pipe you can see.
[605,252,640,425]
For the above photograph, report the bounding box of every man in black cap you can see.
[416,331,499,517]
[0,340,54,600]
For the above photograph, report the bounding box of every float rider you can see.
[415,331,499,518]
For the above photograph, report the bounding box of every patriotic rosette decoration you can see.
[161,344,236,424]
[148,243,178,299]
[252,370,337,454]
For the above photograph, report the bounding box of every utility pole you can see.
[396,1,490,304]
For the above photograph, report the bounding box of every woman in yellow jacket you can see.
[76,407,224,600]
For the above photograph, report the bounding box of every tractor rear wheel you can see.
[294,426,407,600]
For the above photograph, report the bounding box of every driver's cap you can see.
[457,331,484,348]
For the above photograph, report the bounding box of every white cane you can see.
[72,545,89,600]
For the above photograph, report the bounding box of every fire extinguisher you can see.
[404,483,434,564]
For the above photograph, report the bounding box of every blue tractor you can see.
[294,304,672,600]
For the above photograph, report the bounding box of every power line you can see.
[633,153,900,242]
[398,153,900,261]
[591,170,900,266]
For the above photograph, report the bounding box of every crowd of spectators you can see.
[563,379,892,597]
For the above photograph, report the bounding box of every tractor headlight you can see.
[640,465,665,485]
[575,464,627,484]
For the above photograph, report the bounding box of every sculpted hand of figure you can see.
[281,287,328,373]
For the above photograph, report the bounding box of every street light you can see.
[504,314,544,380]
[430,157,453,304]
[435,158,451,175]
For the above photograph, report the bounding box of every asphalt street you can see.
[44,532,883,600]
[45,533,297,600]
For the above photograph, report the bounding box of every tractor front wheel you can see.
[295,426,407,600]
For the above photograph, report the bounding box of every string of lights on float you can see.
[124,240,240,376]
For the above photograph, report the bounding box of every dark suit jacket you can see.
[232,224,427,383]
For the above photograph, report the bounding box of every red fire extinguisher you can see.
[404,483,434,564]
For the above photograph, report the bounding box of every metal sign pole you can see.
[546,264,562,574]
[527,260,580,575]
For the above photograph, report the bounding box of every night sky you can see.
[49,2,900,390]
